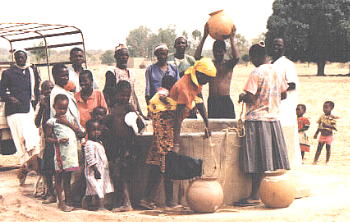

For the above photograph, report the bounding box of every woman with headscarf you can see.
[103,44,143,117]
[144,44,179,106]
[169,57,216,151]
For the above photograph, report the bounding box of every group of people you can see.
[0,22,338,211]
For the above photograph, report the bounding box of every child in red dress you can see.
[296,104,310,160]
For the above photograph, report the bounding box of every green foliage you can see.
[191,29,202,41]
[126,25,177,58]
[126,25,252,62]
[251,33,266,45]
[157,26,177,51]
[30,41,47,63]
[126,26,151,58]
[235,33,249,61]
[100,50,114,65]
[182,31,189,39]
[266,0,350,75]
[0,48,11,62]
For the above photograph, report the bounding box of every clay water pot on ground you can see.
[207,10,235,40]
[186,178,223,213]
[259,170,296,208]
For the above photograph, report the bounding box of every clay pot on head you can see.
[186,178,223,213]
[207,10,235,41]
[259,170,296,208]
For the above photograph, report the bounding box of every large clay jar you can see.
[186,178,223,213]
[207,10,235,41]
[259,170,296,208]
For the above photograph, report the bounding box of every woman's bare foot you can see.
[112,205,133,212]
[42,195,56,204]
[58,203,74,212]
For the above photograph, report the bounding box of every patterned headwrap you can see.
[184,57,217,86]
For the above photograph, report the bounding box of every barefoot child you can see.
[106,80,138,212]
[46,94,85,212]
[296,104,310,160]
[139,75,177,210]
[83,119,114,210]
[313,101,337,164]
[34,80,56,203]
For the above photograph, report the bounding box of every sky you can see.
[1,0,274,50]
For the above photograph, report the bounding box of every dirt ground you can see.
[0,63,349,221]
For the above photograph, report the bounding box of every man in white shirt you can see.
[271,38,301,168]
[50,63,80,123]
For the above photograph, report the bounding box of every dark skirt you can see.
[241,120,290,173]
[208,95,235,119]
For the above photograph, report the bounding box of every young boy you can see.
[35,80,56,203]
[296,104,310,160]
[106,80,137,212]
[75,70,108,128]
[313,101,337,164]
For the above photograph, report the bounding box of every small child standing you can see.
[46,94,85,212]
[313,101,337,164]
[296,104,310,160]
[35,80,56,203]
[91,106,114,160]
[83,119,114,210]
[106,80,137,212]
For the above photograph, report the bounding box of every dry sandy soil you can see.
[0,63,349,222]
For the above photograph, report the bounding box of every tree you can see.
[157,25,177,53]
[126,26,151,57]
[100,50,114,65]
[235,33,249,59]
[30,41,47,63]
[181,31,189,39]
[126,25,177,58]
[266,0,350,76]
[191,29,202,41]
[251,33,266,45]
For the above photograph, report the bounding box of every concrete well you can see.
[129,119,252,207]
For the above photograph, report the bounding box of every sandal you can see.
[233,198,260,207]
[138,199,157,210]
[112,205,133,212]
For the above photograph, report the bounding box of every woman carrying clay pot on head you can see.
[234,42,290,207]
